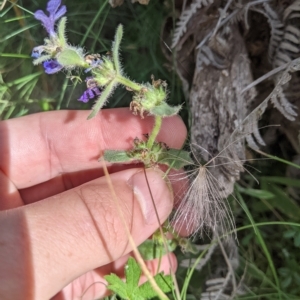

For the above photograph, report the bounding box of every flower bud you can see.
[56,47,86,69]
[92,56,117,86]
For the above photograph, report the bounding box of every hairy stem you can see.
[147,116,162,150]
[116,75,141,91]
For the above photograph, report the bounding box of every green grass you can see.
[1,0,184,117]
[1,0,300,299]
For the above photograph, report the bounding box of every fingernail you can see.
[128,169,173,224]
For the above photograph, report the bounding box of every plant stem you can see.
[147,116,162,149]
[116,75,141,91]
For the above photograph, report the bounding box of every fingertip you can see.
[158,114,187,149]
[129,168,174,225]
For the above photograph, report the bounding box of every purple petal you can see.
[31,52,40,59]
[87,89,95,99]
[35,10,55,35]
[43,60,63,74]
[84,56,102,73]
[78,77,101,104]
[91,59,102,67]
[92,87,101,96]
[78,91,89,103]
[34,10,47,21]
[47,0,61,14]
[31,46,44,58]
[54,5,67,21]
[34,0,66,36]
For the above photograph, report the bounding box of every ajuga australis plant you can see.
[30,0,241,246]
[31,1,238,296]
[31,0,192,170]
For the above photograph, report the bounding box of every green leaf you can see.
[157,148,193,169]
[267,184,300,221]
[87,79,118,119]
[112,24,123,75]
[149,102,181,117]
[138,239,177,260]
[283,229,296,239]
[57,16,67,47]
[105,257,171,299]
[105,257,141,299]
[103,150,133,163]
[125,257,142,292]
[103,148,193,169]
[139,273,172,298]
[105,274,128,299]
[294,232,300,247]
[57,48,85,68]
[93,57,116,86]
[237,186,275,199]
[281,276,292,288]
[260,176,300,187]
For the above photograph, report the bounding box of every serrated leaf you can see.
[149,102,181,117]
[105,257,171,299]
[105,257,142,299]
[103,150,133,163]
[139,273,172,298]
[125,257,142,292]
[157,148,193,169]
[57,48,85,67]
[105,273,128,299]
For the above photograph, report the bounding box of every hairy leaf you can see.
[87,79,118,119]
[112,24,123,75]
[149,102,181,117]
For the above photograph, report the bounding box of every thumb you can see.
[0,168,173,300]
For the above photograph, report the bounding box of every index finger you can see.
[0,108,187,189]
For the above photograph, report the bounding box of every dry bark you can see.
[166,0,300,197]
[190,23,256,196]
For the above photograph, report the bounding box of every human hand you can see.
[0,108,187,300]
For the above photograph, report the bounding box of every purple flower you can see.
[78,87,101,103]
[43,59,63,74]
[84,54,103,73]
[31,46,45,58]
[34,0,66,37]
[78,77,101,103]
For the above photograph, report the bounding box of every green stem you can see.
[116,75,142,91]
[147,116,162,149]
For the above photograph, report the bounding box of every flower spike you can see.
[34,0,66,37]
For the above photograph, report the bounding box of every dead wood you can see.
[165,0,300,198]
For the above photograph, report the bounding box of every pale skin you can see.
[0,108,187,300]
